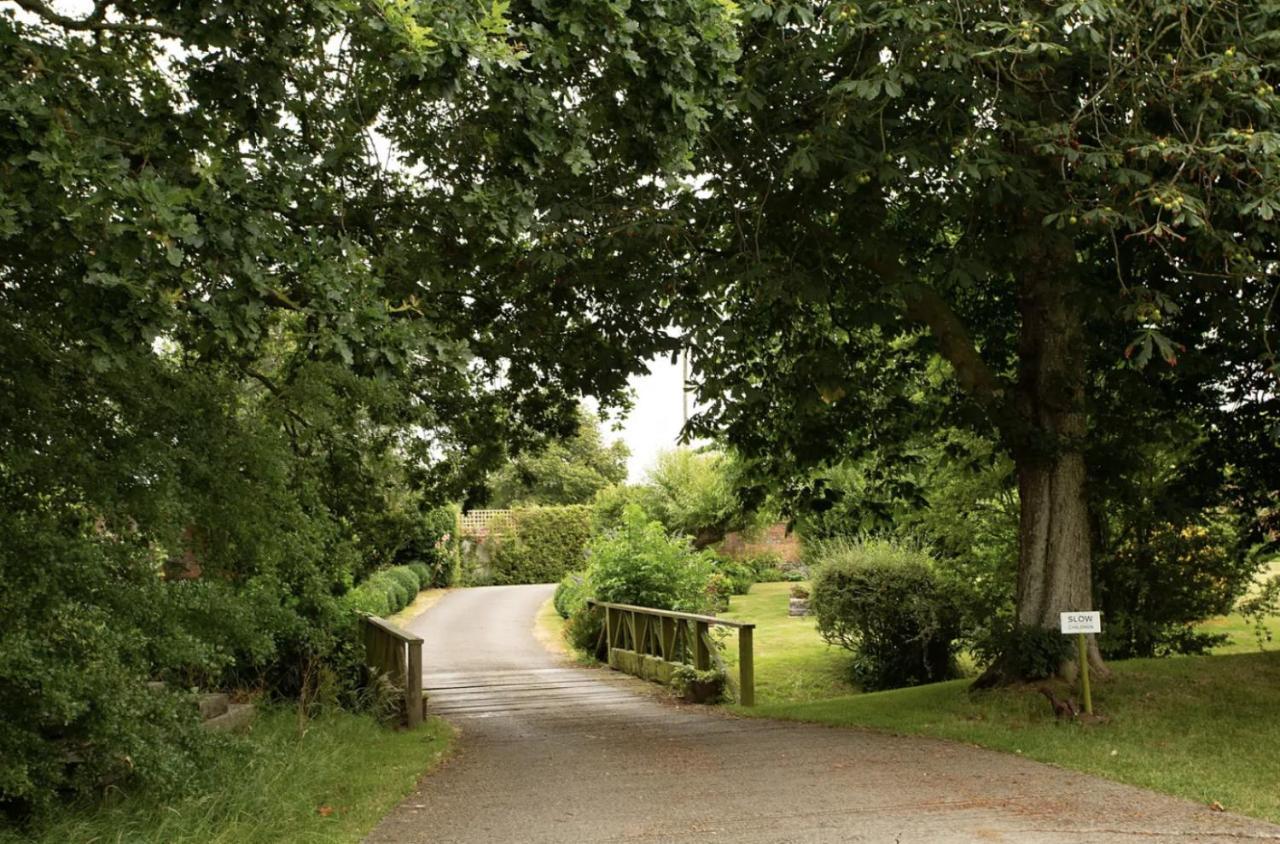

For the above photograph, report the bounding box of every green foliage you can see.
[489,506,593,585]
[712,557,756,596]
[1240,567,1280,650]
[564,606,606,658]
[1098,517,1245,658]
[1,0,738,817]
[670,664,728,704]
[591,484,658,534]
[587,506,715,612]
[487,409,628,508]
[553,571,590,620]
[1,708,452,844]
[741,551,790,583]
[407,563,432,588]
[972,626,1071,683]
[809,537,961,691]
[342,564,429,619]
[396,505,461,588]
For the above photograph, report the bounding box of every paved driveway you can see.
[367,585,1280,843]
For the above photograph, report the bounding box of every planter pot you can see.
[681,678,724,704]
[788,597,810,617]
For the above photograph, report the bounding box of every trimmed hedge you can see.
[489,505,592,585]
[344,563,429,617]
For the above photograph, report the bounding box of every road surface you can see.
[367,585,1280,843]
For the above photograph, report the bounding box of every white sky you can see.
[604,356,691,483]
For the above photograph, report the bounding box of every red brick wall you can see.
[718,522,802,563]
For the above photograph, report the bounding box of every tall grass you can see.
[2,709,452,844]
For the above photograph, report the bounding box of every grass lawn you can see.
[722,580,1280,823]
[738,653,1280,823]
[718,583,856,704]
[3,709,453,844]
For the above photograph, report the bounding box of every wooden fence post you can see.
[406,639,423,727]
[694,620,711,671]
[738,625,755,707]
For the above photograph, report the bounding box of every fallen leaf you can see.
[318,806,334,817]
[1209,801,1225,813]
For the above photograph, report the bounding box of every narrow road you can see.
[367,585,1280,843]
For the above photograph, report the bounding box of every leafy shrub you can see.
[588,505,714,611]
[565,605,606,657]
[344,564,428,618]
[704,572,732,612]
[591,483,657,534]
[809,537,961,691]
[712,557,755,595]
[489,505,592,585]
[554,570,590,619]
[670,664,728,704]
[742,551,788,582]
[390,567,421,596]
[972,624,1070,681]
[1096,516,1249,658]
[407,562,432,587]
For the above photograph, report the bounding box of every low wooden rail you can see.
[587,601,755,707]
[361,616,424,727]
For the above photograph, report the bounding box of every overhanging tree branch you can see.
[13,0,177,36]
[900,282,1020,441]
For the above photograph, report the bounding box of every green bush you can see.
[489,505,592,585]
[402,505,461,587]
[565,605,606,657]
[712,556,755,595]
[344,564,428,618]
[554,571,590,619]
[407,562,432,587]
[389,567,421,597]
[587,505,715,612]
[809,537,961,691]
[704,572,732,612]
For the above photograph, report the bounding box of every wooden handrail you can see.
[586,600,756,629]
[587,600,755,706]
[364,615,423,644]
[361,615,424,727]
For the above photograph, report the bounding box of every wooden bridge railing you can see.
[361,615,424,727]
[587,601,755,707]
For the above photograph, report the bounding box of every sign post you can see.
[1059,611,1101,715]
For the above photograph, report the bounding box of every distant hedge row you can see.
[489,505,593,585]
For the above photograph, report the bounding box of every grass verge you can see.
[389,587,449,627]
[3,708,453,844]
[735,652,1280,823]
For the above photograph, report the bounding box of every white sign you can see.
[1060,611,1102,634]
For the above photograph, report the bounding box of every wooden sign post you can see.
[1059,611,1101,715]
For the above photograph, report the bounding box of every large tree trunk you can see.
[1010,265,1108,681]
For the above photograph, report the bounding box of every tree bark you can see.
[1011,263,1109,680]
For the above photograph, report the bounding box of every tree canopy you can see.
[0,0,739,817]
[640,0,1280,676]
[485,408,629,508]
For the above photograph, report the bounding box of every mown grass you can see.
[737,653,1280,822]
[3,709,453,844]
[722,580,1280,823]
[717,582,856,704]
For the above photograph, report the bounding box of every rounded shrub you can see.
[389,566,421,599]
[554,571,589,620]
[367,572,409,613]
[407,562,432,588]
[809,537,961,690]
[566,605,605,658]
[345,582,392,617]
